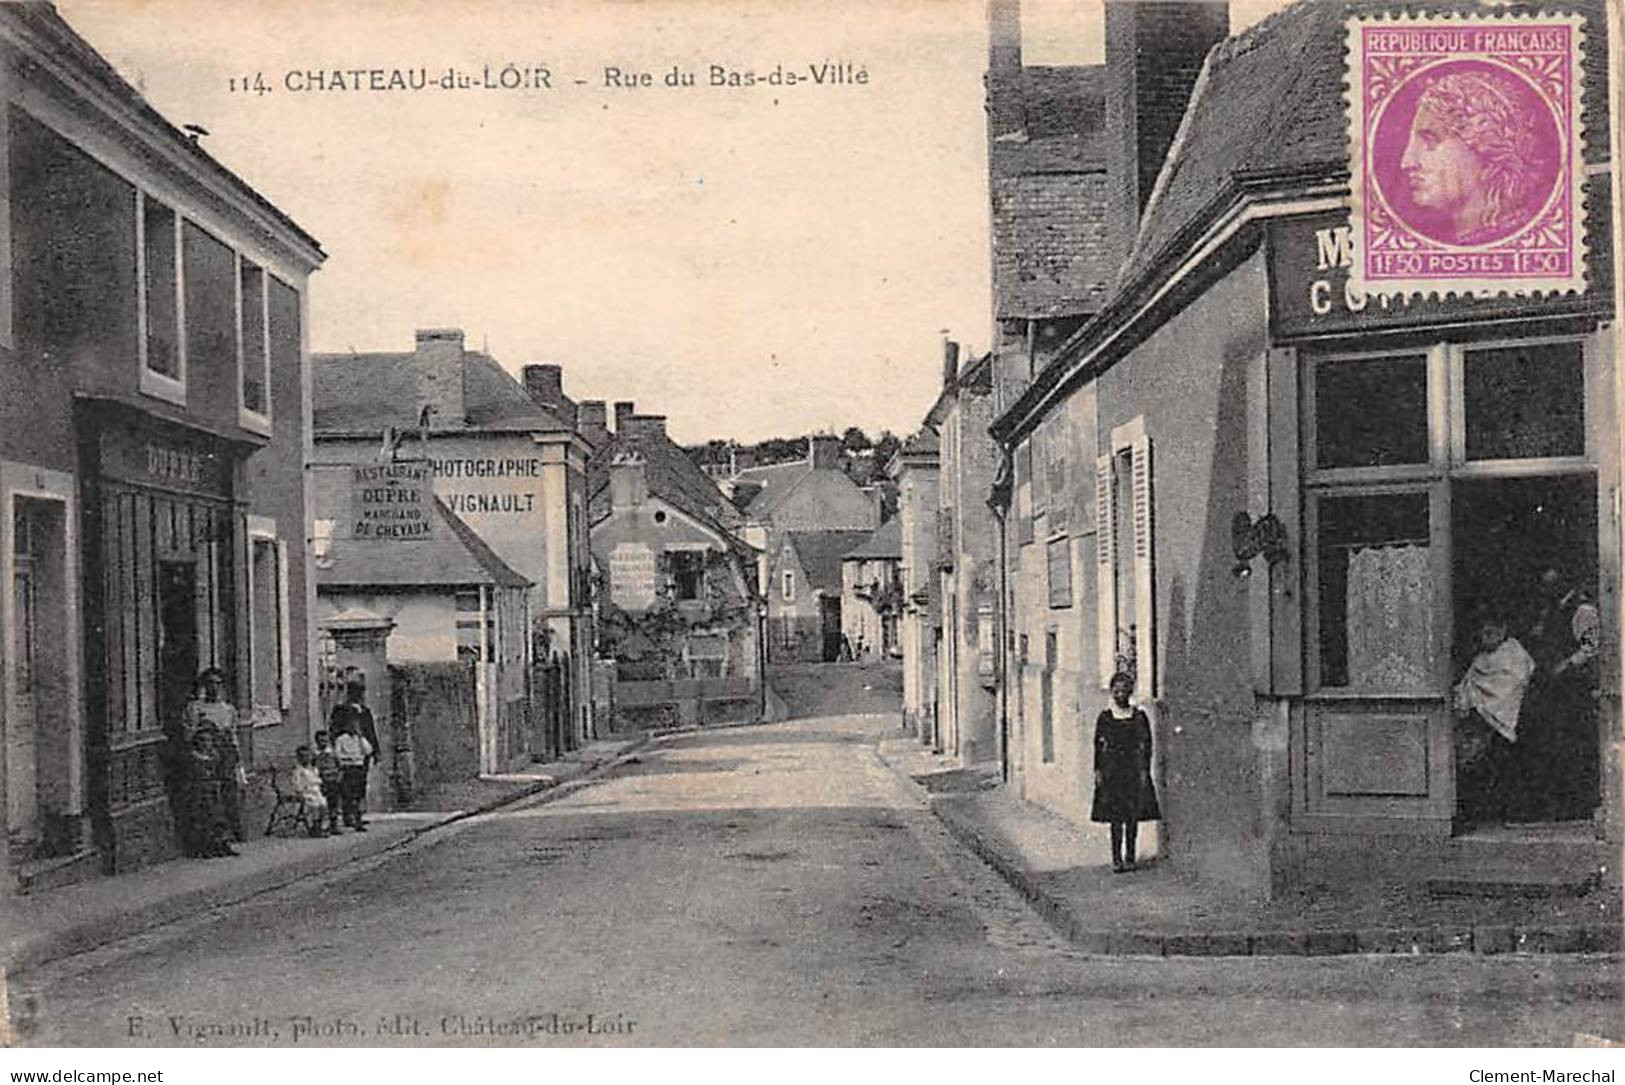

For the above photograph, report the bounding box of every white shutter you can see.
[1095,454,1115,687]
[276,539,292,710]
[1131,434,1155,700]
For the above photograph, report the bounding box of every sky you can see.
[55,0,1287,446]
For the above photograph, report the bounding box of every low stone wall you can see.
[611,676,760,731]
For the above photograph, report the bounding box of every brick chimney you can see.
[942,339,961,389]
[1105,1,1228,272]
[622,414,667,439]
[986,0,1026,144]
[810,434,842,470]
[578,400,608,434]
[413,328,466,427]
[614,401,636,434]
[609,451,648,510]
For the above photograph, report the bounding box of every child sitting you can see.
[291,745,330,837]
[313,731,342,835]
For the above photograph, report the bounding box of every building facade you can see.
[0,6,325,885]
[312,330,596,756]
[992,0,1619,895]
[840,518,903,660]
[767,530,872,663]
[889,429,941,742]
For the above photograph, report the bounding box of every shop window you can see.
[670,550,705,602]
[248,530,290,718]
[140,195,182,394]
[239,258,270,421]
[1314,354,1428,469]
[1314,491,1434,692]
[1463,343,1584,462]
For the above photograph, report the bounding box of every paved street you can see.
[11,689,1622,1047]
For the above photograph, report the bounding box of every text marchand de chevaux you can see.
[229,61,868,96]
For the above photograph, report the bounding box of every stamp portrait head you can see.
[1372,60,1560,247]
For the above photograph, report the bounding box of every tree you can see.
[842,426,872,452]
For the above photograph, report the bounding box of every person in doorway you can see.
[1452,614,1536,825]
[182,668,245,845]
[331,716,374,831]
[1523,569,1601,820]
[183,728,236,858]
[1091,672,1160,873]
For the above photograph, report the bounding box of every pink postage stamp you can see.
[1346,13,1587,299]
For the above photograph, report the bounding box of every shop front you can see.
[76,400,261,872]
[1267,212,1617,856]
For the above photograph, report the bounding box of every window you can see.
[247,523,290,719]
[455,588,495,662]
[139,194,183,400]
[313,519,335,567]
[782,569,795,601]
[1015,441,1033,545]
[239,257,269,422]
[1096,418,1153,694]
[1040,630,1057,763]
[670,550,705,602]
[1462,343,1584,461]
[1313,492,1434,692]
[1314,354,1429,470]
[1046,537,1072,609]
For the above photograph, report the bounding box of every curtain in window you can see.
[1346,543,1434,690]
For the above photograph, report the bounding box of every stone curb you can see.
[876,739,1622,960]
[5,735,649,975]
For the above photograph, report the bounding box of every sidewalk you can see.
[879,734,1623,958]
[2,735,645,975]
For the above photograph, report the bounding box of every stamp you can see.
[1346,13,1587,299]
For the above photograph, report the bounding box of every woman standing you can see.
[182,668,245,850]
[1091,672,1161,873]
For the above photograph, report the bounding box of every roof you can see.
[843,518,902,562]
[23,5,323,261]
[748,467,870,523]
[312,350,571,435]
[1118,0,1347,292]
[318,498,531,589]
[587,428,745,543]
[783,531,874,594]
[736,459,811,513]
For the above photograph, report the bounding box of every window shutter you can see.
[276,539,292,710]
[1131,434,1155,700]
[1095,454,1115,686]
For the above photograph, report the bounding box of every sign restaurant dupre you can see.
[350,461,433,542]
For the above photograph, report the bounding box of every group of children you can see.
[289,721,375,836]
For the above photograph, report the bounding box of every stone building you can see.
[767,530,873,663]
[840,518,903,660]
[312,330,596,759]
[991,0,1617,897]
[0,6,324,884]
[889,429,941,743]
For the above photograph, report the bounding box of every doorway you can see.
[157,560,200,736]
[820,596,843,662]
[1451,474,1599,825]
[8,497,73,861]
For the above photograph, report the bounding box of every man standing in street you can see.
[327,671,381,829]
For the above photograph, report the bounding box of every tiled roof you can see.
[784,531,874,594]
[738,460,811,515]
[312,351,571,435]
[749,468,871,524]
[318,498,531,589]
[842,518,902,562]
[587,429,744,539]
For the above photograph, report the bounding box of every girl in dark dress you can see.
[1091,672,1161,872]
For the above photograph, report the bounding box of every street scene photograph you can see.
[0,0,1622,1060]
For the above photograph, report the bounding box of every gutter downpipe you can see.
[987,447,1015,785]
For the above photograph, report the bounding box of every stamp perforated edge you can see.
[1344,10,1590,301]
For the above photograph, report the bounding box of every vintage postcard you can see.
[0,0,1621,1062]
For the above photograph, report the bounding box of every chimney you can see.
[810,434,842,470]
[1105,2,1229,272]
[414,328,466,427]
[614,401,636,434]
[522,364,564,409]
[942,339,961,389]
[622,414,668,440]
[609,452,648,510]
[578,400,608,434]
[986,0,1026,144]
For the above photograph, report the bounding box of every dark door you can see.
[820,597,842,662]
[157,561,199,734]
